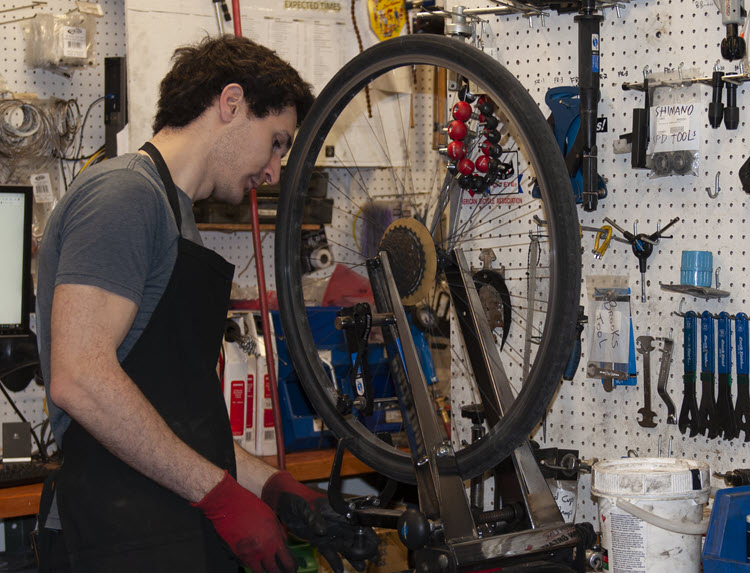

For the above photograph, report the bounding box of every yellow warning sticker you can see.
[368,0,405,41]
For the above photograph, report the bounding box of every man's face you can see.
[211,103,297,204]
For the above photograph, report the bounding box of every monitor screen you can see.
[0,186,32,337]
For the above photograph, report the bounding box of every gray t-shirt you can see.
[36,153,202,447]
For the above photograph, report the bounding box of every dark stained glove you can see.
[192,470,296,573]
[262,471,380,573]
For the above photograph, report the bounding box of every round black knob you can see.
[461,403,485,425]
[397,507,431,549]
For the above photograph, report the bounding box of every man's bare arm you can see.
[49,283,224,502]
[233,441,279,496]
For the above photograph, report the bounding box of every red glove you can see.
[262,471,379,573]
[262,470,325,511]
[192,471,296,573]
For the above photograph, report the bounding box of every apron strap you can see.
[140,142,182,234]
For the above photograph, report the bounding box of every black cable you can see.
[58,96,105,183]
[0,373,49,461]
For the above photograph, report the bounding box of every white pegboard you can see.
[474,0,750,527]
[0,0,126,452]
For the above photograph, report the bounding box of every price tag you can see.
[31,173,54,203]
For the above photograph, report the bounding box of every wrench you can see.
[735,313,750,442]
[716,311,739,440]
[678,311,700,436]
[697,311,720,438]
[636,335,658,428]
[657,335,677,424]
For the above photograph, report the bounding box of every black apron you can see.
[55,143,239,572]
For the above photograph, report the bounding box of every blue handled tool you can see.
[697,311,720,438]
[734,313,750,441]
[716,312,739,440]
[678,311,699,436]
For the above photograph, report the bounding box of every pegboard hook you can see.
[706,172,720,199]
[673,297,686,317]
[678,62,685,82]
[715,267,722,289]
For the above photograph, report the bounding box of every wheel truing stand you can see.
[329,250,593,572]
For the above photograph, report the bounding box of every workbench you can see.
[0,449,375,519]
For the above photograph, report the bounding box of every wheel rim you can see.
[276,35,581,484]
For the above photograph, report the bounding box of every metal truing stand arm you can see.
[373,252,477,543]
[449,249,564,528]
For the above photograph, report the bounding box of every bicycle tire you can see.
[276,34,581,484]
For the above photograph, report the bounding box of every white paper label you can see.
[591,307,627,363]
[651,102,701,152]
[62,27,87,59]
[30,173,54,203]
[608,507,647,572]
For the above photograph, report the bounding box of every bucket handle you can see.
[614,498,709,536]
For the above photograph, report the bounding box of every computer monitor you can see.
[0,186,32,338]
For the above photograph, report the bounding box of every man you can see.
[35,35,378,572]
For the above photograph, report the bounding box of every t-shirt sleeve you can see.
[54,170,169,306]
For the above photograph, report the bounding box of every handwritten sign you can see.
[650,100,701,152]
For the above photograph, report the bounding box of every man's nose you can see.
[263,154,282,185]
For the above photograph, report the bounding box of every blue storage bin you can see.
[703,485,750,572]
[271,307,437,451]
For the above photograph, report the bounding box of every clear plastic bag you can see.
[24,11,99,77]
[647,71,702,178]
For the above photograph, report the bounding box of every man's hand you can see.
[193,471,296,573]
[262,471,380,573]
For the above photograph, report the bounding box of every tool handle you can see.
[563,325,583,381]
[718,311,732,376]
[737,313,748,376]
[701,311,715,373]
[649,216,680,241]
[684,311,697,372]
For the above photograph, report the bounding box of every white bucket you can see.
[591,457,710,573]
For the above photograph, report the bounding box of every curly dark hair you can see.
[152,35,314,134]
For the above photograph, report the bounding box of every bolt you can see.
[438,554,450,570]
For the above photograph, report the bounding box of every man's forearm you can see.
[53,367,224,503]
[233,441,279,495]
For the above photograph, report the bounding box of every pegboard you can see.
[472,0,750,527]
[0,0,126,454]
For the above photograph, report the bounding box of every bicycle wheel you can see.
[276,34,581,484]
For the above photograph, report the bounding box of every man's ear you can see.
[218,83,245,123]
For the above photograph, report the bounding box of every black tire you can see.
[276,34,581,484]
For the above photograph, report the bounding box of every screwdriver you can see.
[604,217,680,302]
